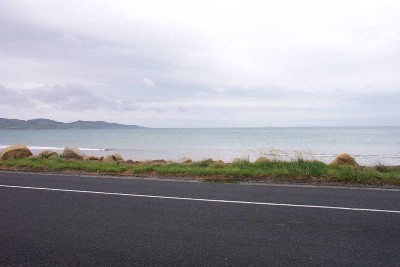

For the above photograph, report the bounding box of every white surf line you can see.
[1,184,400,214]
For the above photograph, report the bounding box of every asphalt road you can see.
[1,172,399,266]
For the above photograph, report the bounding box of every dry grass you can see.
[331,153,359,166]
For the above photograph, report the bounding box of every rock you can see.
[178,157,192,164]
[102,153,124,163]
[331,153,358,166]
[62,146,85,160]
[99,156,104,161]
[48,155,58,159]
[38,150,58,158]
[112,153,124,161]
[0,144,33,160]
[83,156,99,161]
[103,155,117,162]
[255,156,270,163]
[213,159,225,164]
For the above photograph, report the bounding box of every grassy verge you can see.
[0,157,399,185]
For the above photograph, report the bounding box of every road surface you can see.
[1,171,399,266]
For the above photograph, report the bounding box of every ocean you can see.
[0,127,399,166]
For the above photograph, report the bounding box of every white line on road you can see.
[1,184,400,214]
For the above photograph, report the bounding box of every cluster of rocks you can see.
[0,145,125,163]
[0,144,196,164]
[0,144,359,166]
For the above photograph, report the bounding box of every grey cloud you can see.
[61,33,82,47]
[0,84,14,96]
[0,84,139,112]
[30,85,142,112]
[0,14,219,102]
[0,12,205,72]
[142,77,157,88]
[342,91,400,113]
[30,85,112,109]
[0,85,35,108]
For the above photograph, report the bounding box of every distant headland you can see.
[0,118,145,129]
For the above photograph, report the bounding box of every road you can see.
[0,171,399,266]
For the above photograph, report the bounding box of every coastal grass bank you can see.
[0,145,399,186]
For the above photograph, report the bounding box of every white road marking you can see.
[1,184,399,214]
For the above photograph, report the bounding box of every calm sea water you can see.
[1,127,399,165]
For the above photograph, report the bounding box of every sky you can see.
[1,0,399,127]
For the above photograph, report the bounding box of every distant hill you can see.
[0,118,145,129]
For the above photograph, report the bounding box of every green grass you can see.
[1,157,399,185]
[0,157,128,173]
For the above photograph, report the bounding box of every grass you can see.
[0,157,128,173]
[0,157,399,185]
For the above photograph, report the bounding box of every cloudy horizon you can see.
[1,0,399,127]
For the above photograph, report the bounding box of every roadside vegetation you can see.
[1,156,399,185]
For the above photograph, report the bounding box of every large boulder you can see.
[102,155,117,163]
[102,153,124,163]
[112,153,124,161]
[38,150,58,158]
[0,144,33,160]
[331,153,358,166]
[62,146,85,160]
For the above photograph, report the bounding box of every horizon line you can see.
[1,118,399,128]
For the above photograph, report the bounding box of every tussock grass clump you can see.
[375,163,389,173]
[192,159,214,167]
[331,153,358,166]
[255,156,270,163]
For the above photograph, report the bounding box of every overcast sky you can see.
[1,0,399,127]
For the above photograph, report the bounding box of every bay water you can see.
[0,127,399,165]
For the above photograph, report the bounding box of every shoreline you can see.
[1,147,398,167]
[2,126,399,166]
[0,145,399,186]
